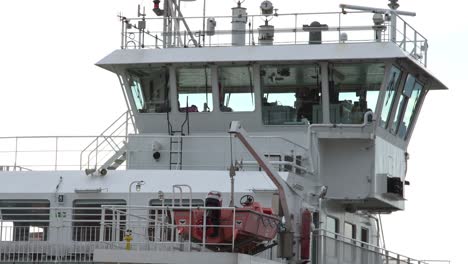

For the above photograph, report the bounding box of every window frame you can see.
[325,215,339,238]
[389,74,425,139]
[260,62,323,126]
[328,62,386,125]
[379,65,403,129]
[344,222,357,242]
[217,64,257,113]
[126,66,172,114]
[176,65,214,113]
[360,227,370,247]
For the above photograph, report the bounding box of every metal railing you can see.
[80,111,135,171]
[0,165,31,172]
[0,207,445,263]
[0,205,280,262]
[119,10,428,66]
[0,134,308,173]
[311,229,444,264]
[393,15,428,66]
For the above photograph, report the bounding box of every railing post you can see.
[14,137,18,170]
[99,207,105,242]
[403,22,407,51]
[117,210,121,241]
[390,13,397,43]
[202,209,207,249]
[125,111,129,143]
[414,30,417,56]
[95,137,99,169]
[424,39,428,66]
[112,208,117,242]
[55,137,58,171]
[294,14,298,44]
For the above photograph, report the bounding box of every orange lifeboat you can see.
[173,194,280,253]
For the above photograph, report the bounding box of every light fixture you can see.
[136,181,145,192]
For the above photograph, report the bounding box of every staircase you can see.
[80,111,136,175]
[98,142,127,174]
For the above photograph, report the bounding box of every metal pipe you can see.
[229,121,293,231]
[240,160,311,174]
[202,0,206,46]
[308,110,374,129]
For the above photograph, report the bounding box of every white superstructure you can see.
[0,0,449,263]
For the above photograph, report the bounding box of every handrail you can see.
[1,134,308,172]
[0,207,438,264]
[119,9,428,66]
[80,111,134,170]
[313,229,433,264]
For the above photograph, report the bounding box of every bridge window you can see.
[0,200,49,241]
[261,64,322,125]
[360,227,369,247]
[390,74,424,139]
[329,63,385,124]
[380,66,402,128]
[344,222,356,241]
[325,216,339,238]
[72,200,126,242]
[218,65,255,112]
[128,67,171,113]
[177,66,213,112]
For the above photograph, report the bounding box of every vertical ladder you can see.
[169,131,184,170]
[167,98,190,170]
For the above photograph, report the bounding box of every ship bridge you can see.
[93,1,450,213]
[0,1,450,263]
[0,2,448,213]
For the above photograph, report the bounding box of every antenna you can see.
[340,1,415,43]
[137,4,146,18]
[339,4,415,16]
[234,0,246,7]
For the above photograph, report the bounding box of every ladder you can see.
[167,99,190,170]
[169,131,184,170]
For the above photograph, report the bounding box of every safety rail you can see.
[120,10,428,66]
[0,134,309,173]
[80,111,136,171]
[0,205,280,262]
[0,165,31,172]
[0,207,445,263]
[311,229,443,264]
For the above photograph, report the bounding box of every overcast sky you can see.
[0,0,467,263]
